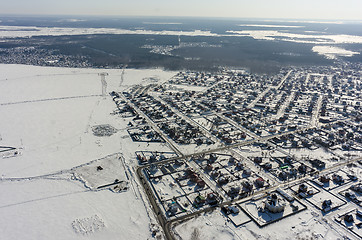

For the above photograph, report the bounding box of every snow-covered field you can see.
[0,64,176,240]
[0,63,359,240]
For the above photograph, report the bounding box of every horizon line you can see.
[1,14,362,22]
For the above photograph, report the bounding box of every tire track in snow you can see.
[0,95,101,106]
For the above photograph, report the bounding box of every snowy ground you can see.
[0,64,176,240]
[1,63,360,240]
[173,207,344,240]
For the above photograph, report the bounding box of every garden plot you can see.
[240,145,313,181]
[270,133,312,149]
[135,151,178,165]
[175,195,194,212]
[290,181,321,197]
[339,184,361,206]
[192,152,271,199]
[221,204,252,227]
[151,174,185,201]
[305,181,346,212]
[160,94,210,118]
[111,95,137,118]
[220,172,271,199]
[146,161,187,178]
[127,125,165,143]
[164,198,188,217]
[205,115,253,144]
[313,170,353,191]
[146,167,164,178]
[175,172,210,195]
[186,189,216,209]
[72,154,127,190]
[193,116,214,131]
[245,146,287,158]
[167,72,218,87]
[173,211,245,240]
[127,94,178,123]
[180,182,209,195]
[237,144,272,156]
[334,208,362,238]
[331,145,362,159]
[144,157,223,217]
[163,83,207,92]
[239,191,307,227]
[290,147,339,169]
[158,119,214,146]
[267,159,310,182]
[252,88,288,117]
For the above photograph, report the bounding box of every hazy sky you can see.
[1,0,361,20]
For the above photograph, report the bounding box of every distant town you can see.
[0,46,93,68]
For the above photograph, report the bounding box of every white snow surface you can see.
[227,30,362,44]
[174,210,343,240]
[0,25,218,39]
[312,46,360,59]
[0,64,176,240]
[0,64,175,177]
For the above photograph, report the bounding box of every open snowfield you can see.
[0,64,176,240]
[0,64,175,177]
